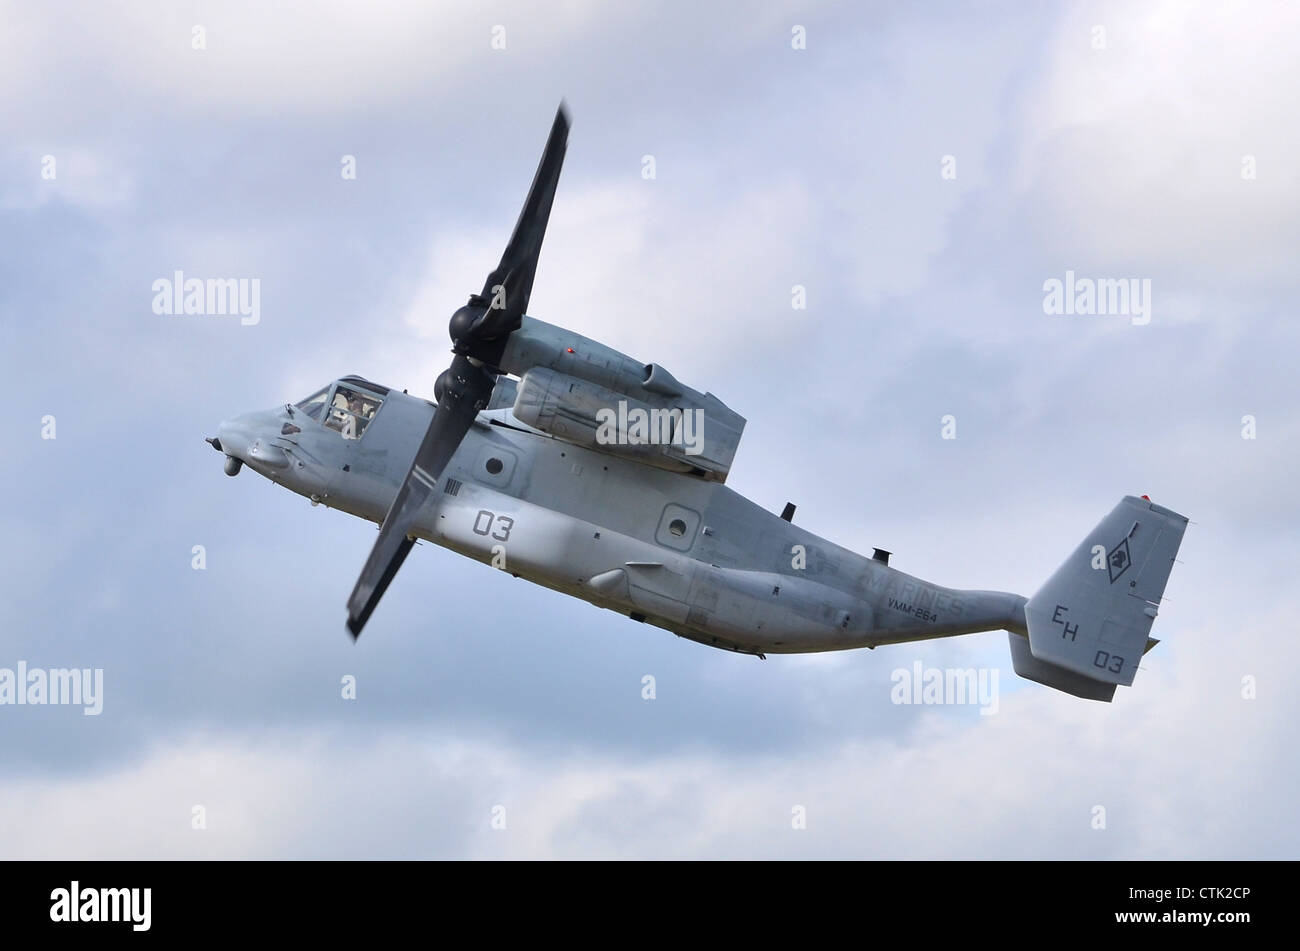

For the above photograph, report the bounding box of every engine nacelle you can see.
[502,318,745,481]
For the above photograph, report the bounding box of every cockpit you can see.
[295,377,387,440]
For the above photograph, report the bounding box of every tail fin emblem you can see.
[1107,538,1132,583]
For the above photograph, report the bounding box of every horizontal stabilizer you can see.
[1008,632,1117,702]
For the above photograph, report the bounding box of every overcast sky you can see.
[2,0,1297,858]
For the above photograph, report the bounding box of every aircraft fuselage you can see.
[217,385,1025,654]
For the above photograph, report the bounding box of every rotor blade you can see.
[474,103,570,339]
[345,356,495,638]
[345,534,416,638]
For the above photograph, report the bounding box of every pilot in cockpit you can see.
[343,393,369,439]
[316,383,383,440]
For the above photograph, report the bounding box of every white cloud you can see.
[1014,0,1300,285]
[5,604,1293,861]
[0,1,604,120]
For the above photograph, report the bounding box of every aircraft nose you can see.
[213,411,290,474]
[216,416,253,460]
[213,416,255,475]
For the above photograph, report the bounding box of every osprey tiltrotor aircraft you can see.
[210,104,1188,702]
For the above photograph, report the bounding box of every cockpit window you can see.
[324,384,383,440]
[296,387,329,421]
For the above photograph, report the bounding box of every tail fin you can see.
[1017,495,1188,701]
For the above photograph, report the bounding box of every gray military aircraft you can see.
[209,104,1187,702]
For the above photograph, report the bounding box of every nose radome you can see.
[218,410,291,471]
[216,416,253,461]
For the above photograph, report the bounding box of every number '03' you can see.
[473,510,514,541]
